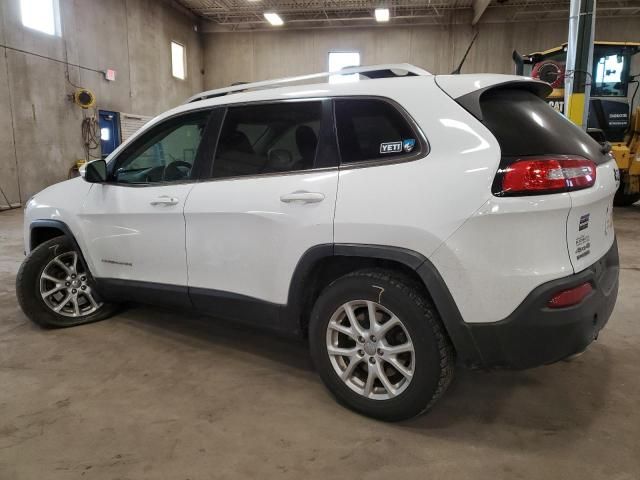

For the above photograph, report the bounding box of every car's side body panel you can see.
[333,76,501,260]
[24,178,93,256]
[429,193,575,324]
[78,182,196,286]
[185,169,339,304]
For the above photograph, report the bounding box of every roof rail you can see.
[185,63,431,104]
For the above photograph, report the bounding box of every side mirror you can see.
[82,159,107,183]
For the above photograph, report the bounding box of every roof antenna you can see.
[451,31,479,74]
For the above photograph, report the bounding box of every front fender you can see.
[24,178,93,257]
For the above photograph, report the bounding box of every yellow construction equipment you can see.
[514,41,640,205]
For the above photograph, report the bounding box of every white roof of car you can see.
[185,63,432,104]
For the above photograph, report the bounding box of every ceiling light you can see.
[375,8,390,22]
[264,12,284,26]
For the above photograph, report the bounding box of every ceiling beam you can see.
[472,0,491,24]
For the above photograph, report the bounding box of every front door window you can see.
[113,111,210,184]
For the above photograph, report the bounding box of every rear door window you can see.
[211,101,322,179]
[334,99,422,163]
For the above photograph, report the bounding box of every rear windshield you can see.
[479,89,606,163]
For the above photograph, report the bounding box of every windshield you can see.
[591,47,631,97]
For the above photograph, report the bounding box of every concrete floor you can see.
[0,207,639,480]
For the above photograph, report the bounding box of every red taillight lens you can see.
[496,156,596,196]
[547,282,593,309]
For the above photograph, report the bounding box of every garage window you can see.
[334,99,420,163]
[171,41,186,80]
[20,0,61,36]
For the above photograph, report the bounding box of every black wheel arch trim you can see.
[29,219,94,272]
[287,243,485,366]
[29,219,82,254]
[28,219,105,302]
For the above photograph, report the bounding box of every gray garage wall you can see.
[0,0,203,206]
[202,16,640,89]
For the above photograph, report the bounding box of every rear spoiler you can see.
[452,80,552,121]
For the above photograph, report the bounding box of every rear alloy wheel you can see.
[326,300,415,400]
[16,237,117,328]
[310,269,454,421]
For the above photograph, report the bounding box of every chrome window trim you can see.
[192,166,340,184]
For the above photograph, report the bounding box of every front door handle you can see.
[150,196,179,206]
[280,191,325,204]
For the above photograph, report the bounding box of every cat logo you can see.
[548,100,564,113]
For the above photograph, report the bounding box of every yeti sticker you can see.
[403,139,416,153]
[380,141,402,154]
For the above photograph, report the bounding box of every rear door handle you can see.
[280,191,325,204]
[150,196,179,206]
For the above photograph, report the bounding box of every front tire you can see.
[309,269,454,421]
[16,237,117,328]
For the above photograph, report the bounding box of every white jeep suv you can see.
[17,64,620,421]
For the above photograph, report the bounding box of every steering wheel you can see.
[163,160,192,181]
[145,165,165,183]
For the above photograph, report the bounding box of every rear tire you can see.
[309,269,454,421]
[16,237,117,328]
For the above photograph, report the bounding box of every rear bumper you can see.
[466,239,619,369]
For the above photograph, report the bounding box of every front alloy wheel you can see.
[39,250,102,317]
[16,236,117,328]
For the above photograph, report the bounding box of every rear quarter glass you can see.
[478,89,608,164]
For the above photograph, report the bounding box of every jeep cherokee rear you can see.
[17,64,619,421]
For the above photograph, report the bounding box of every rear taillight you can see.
[494,155,596,196]
[547,282,593,309]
